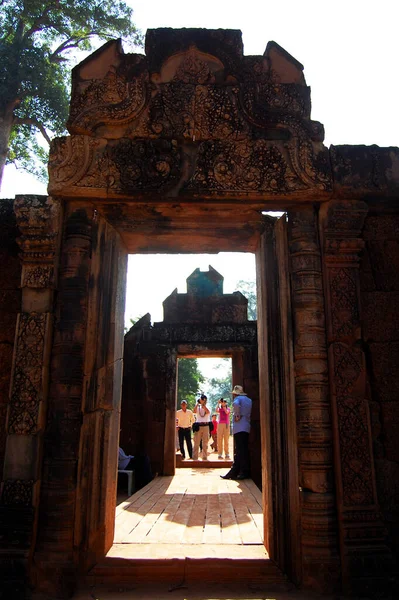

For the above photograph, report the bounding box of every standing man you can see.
[221,385,252,480]
[193,394,211,460]
[176,399,195,459]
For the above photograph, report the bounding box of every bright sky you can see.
[1,0,398,360]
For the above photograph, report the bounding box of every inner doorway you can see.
[175,356,233,464]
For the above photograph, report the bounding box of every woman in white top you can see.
[193,394,210,460]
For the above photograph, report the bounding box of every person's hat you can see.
[181,399,188,404]
[231,385,247,396]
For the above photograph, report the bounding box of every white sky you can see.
[1,0,398,371]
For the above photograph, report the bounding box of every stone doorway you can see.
[88,226,296,587]
[7,26,386,596]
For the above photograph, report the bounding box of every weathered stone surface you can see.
[369,342,399,403]
[331,145,399,197]
[362,292,399,341]
[375,459,399,550]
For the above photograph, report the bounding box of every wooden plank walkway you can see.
[113,468,265,553]
[86,470,290,587]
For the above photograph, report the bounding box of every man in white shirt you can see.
[176,399,195,459]
[193,394,211,460]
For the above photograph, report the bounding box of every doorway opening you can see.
[175,356,233,464]
[114,254,265,560]
[73,211,299,587]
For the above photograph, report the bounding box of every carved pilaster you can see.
[320,200,393,595]
[288,208,340,591]
[14,194,61,291]
[0,196,61,594]
[33,203,93,579]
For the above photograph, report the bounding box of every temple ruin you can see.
[1,27,399,598]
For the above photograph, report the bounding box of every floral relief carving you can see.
[49,135,100,191]
[49,30,335,198]
[333,343,374,506]
[8,313,47,435]
[240,82,311,122]
[330,268,359,338]
[68,66,148,133]
[189,140,291,192]
[23,265,54,288]
[147,84,196,139]
[188,138,330,194]
[194,85,248,140]
[107,139,181,192]
[1,479,34,506]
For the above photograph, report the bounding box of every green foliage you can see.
[124,315,143,334]
[0,0,142,181]
[235,279,257,320]
[177,359,205,411]
[205,360,232,410]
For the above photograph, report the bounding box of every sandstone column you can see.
[288,208,340,591]
[319,199,392,595]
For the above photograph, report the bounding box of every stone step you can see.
[176,454,233,468]
[87,548,287,586]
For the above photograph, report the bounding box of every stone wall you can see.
[0,200,21,481]
[360,211,399,562]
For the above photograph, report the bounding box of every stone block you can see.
[381,402,399,463]
[362,292,399,341]
[367,240,399,291]
[83,359,123,412]
[331,145,399,197]
[3,434,41,480]
[369,343,399,403]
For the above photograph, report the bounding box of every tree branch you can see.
[14,117,51,145]
[22,2,58,42]
[49,32,98,61]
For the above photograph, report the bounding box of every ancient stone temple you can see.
[1,27,399,598]
[121,266,260,482]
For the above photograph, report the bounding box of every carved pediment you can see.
[53,28,332,200]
